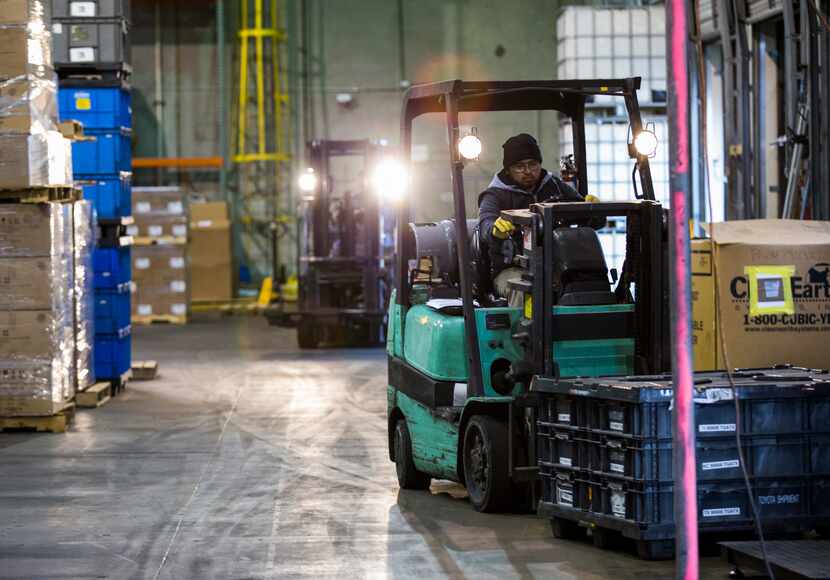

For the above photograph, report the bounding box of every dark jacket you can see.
[478,169,583,275]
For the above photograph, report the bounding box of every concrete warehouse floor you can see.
[0,318,733,579]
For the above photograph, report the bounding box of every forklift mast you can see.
[397,78,658,397]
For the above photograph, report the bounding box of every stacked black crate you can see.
[52,0,132,388]
[536,367,830,559]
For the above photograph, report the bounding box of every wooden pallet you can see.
[76,382,112,408]
[132,236,187,246]
[0,403,75,433]
[191,299,261,315]
[0,186,79,204]
[132,315,188,326]
[131,361,158,381]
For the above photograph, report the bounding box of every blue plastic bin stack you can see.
[54,3,132,383]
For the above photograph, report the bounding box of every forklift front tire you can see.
[462,415,509,513]
[393,420,431,490]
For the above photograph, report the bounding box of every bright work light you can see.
[633,130,658,158]
[458,135,482,160]
[298,168,317,193]
[372,157,409,203]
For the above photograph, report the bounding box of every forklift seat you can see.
[552,227,617,306]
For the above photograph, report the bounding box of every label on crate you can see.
[701,459,740,471]
[759,494,800,506]
[610,490,626,518]
[609,421,624,432]
[699,423,736,433]
[70,47,96,63]
[148,225,164,237]
[559,457,572,467]
[74,93,92,111]
[135,258,151,270]
[70,2,97,16]
[702,507,741,518]
[171,304,187,316]
[557,413,570,423]
[170,280,186,293]
[136,202,152,214]
[137,304,153,316]
[556,485,573,507]
[172,225,188,237]
[170,257,185,269]
[167,201,184,215]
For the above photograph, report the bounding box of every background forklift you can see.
[265,139,393,348]
[386,78,669,512]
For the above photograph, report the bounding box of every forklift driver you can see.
[478,133,596,301]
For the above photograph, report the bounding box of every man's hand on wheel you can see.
[492,217,516,240]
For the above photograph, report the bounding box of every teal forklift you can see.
[386,78,669,512]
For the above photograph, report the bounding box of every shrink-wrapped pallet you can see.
[0,203,76,416]
[73,200,96,391]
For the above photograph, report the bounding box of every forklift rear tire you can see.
[297,321,319,349]
[393,420,431,490]
[463,415,509,513]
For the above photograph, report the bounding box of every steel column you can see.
[667,0,699,576]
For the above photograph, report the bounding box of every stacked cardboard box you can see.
[0,0,72,189]
[0,204,76,416]
[130,186,189,322]
[190,202,233,302]
[692,220,830,370]
[131,245,189,320]
[128,186,187,240]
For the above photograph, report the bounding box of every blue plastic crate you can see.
[94,326,132,379]
[93,246,131,289]
[76,172,131,219]
[72,129,132,176]
[94,287,131,335]
[58,86,131,131]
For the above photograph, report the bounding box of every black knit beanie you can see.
[502,133,542,169]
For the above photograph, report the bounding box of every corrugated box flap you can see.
[706,219,830,245]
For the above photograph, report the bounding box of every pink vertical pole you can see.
[667,0,699,577]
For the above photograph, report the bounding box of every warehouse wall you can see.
[302,0,563,223]
[129,0,589,278]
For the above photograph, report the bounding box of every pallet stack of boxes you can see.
[128,187,190,324]
[0,0,86,424]
[53,0,132,384]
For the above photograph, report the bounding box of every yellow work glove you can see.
[584,194,600,203]
[492,217,515,240]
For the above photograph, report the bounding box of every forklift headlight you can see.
[633,130,658,158]
[372,158,409,203]
[298,168,317,193]
[458,135,482,160]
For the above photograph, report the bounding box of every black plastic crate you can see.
[538,393,586,430]
[811,434,830,475]
[583,426,818,484]
[585,474,826,529]
[533,368,830,439]
[538,424,590,469]
[539,464,590,511]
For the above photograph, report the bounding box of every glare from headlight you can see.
[372,158,408,203]
[298,168,317,193]
[634,130,658,157]
[458,135,482,160]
